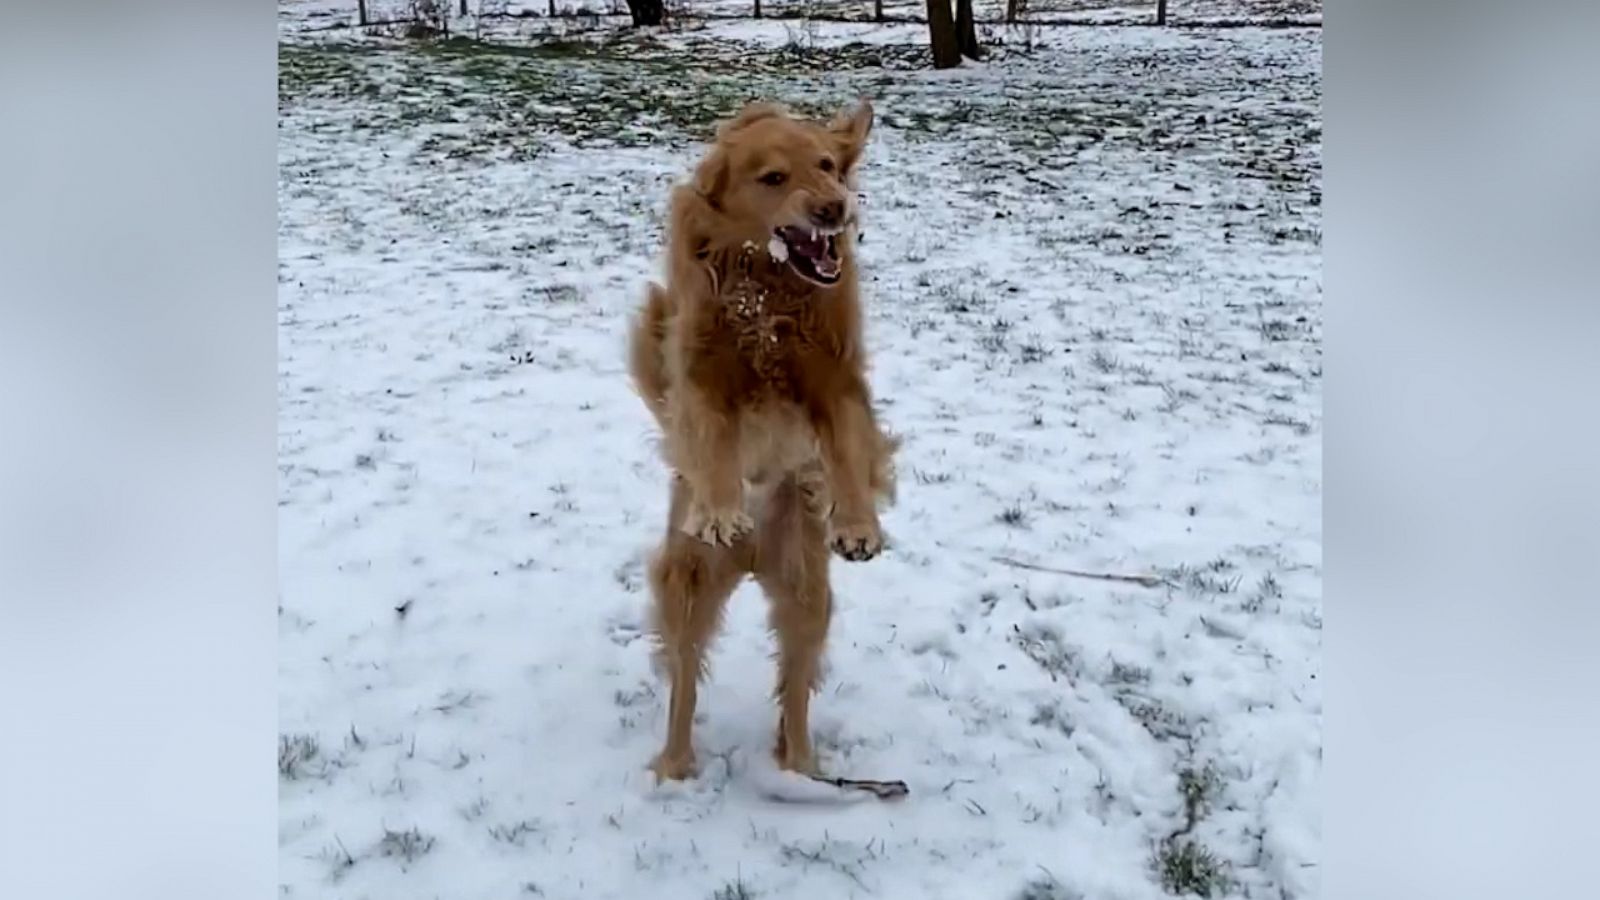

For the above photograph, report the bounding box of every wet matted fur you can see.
[628,100,898,781]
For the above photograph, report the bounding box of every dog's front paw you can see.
[649,749,698,783]
[828,517,883,562]
[682,503,754,547]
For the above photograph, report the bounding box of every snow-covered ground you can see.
[278,15,1320,900]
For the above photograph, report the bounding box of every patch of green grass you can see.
[1016,875,1083,900]
[1162,560,1246,598]
[278,37,870,158]
[997,502,1030,528]
[1117,696,1194,742]
[487,818,542,847]
[711,878,757,900]
[1177,763,1224,819]
[379,826,436,863]
[278,732,321,780]
[278,31,1181,172]
[1028,701,1075,737]
[1154,838,1232,897]
[281,15,1323,194]
[1149,761,1233,895]
[1108,660,1152,685]
[279,43,374,107]
[1012,622,1081,681]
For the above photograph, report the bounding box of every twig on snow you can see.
[992,555,1171,588]
[809,773,910,800]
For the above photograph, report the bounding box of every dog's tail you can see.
[628,281,672,428]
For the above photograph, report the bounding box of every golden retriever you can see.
[627,100,898,781]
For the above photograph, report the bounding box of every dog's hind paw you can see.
[649,749,698,783]
[774,746,819,777]
[682,504,754,547]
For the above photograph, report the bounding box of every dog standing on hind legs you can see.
[628,99,900,785]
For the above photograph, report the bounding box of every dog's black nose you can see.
[811,201,844,228]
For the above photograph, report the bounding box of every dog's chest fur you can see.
[711,253,839,400]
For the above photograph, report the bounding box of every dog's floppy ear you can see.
[692,145,730,210]
[830,99,874,174]
[667,184,719,290]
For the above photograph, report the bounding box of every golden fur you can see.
[627,100,898,780]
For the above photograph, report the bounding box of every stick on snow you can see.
[809,773,910,800]
[992,555,1171,589]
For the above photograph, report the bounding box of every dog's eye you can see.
[758,171,787,186]
[819,158,835,173]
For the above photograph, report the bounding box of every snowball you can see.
[766,235,789,262]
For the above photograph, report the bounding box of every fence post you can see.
[754,0,762,18]
[875,0,884,22]
[459,0,468,15]
[1156,0,1167,25]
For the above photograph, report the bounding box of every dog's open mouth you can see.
[771,226,842,286]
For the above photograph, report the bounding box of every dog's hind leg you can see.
[648,476,745,782]
[752,472,834,775]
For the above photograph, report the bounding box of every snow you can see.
[766,233,790,262]
[279,12,1320,900]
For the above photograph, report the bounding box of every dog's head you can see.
[691,100,874,287]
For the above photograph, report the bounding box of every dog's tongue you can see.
[779,227,841,280]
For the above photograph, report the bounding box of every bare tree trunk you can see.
[548,0,555,16]
[459,0,468,16]
[926,0,960,69]
[1156,0,1168,26]
[755,0,762,18]
[358,0,370,26]
[625,0,664,25]
[955,0,981,60]
[874,0,884,22]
